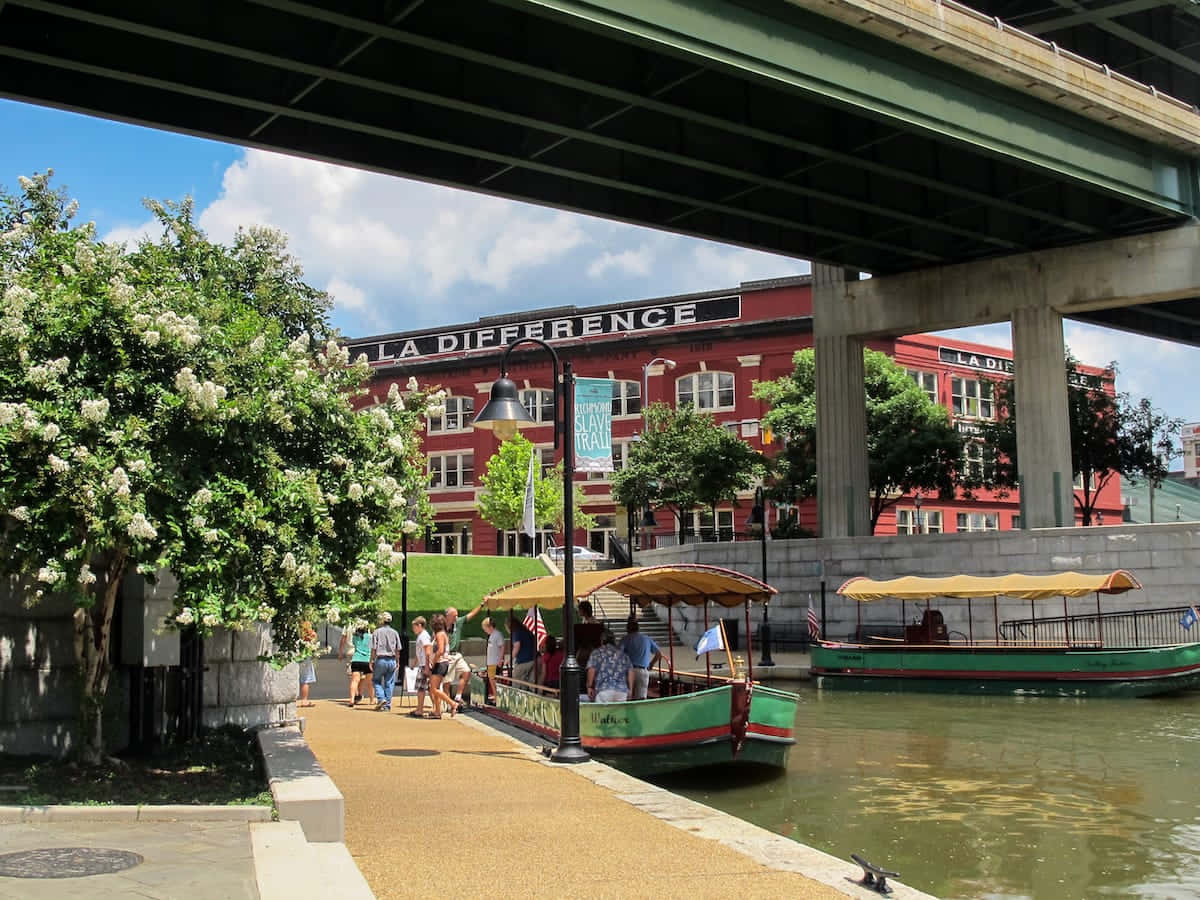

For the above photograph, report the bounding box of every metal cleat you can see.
[850,853,899,895]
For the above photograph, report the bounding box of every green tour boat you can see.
[811,570,1200,697]
[472,564,799,776]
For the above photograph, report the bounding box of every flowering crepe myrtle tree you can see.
[0,173,434,763]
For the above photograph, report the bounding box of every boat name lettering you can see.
[590,713,629,726]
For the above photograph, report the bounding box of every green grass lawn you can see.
[381,554,554,640]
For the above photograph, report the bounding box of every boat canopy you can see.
[838,571,1142,602]
[483,564,776,610]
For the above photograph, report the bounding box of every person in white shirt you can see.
[407,617,435,718]
[482,617,504,704]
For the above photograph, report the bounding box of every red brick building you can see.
[346,275,1121,555]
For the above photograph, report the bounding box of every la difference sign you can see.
[352,296,740,364]
[938,347,1103,389]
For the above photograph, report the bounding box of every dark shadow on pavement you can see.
[377,748,439,758]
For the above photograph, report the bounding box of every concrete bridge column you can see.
[1011,305,1074,527]
[814,265,871,538]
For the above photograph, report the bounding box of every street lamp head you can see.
[472,374,533,440]
[662,358,677,370]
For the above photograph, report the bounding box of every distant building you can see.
[1182,424,1199,482]
[346,276,1121,556]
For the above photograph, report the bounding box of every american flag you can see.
[523,607,547,649]
[807,601,820,641]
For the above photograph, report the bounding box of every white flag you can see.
[521,450,537,539]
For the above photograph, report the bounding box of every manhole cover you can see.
[0,847,144,879]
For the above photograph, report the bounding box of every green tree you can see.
[753,348,965,535]
[477,434,594,541]
[612,403,765,540]
[979,357,1182,525]
[0,173,432,763]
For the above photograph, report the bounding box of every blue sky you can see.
[2,97,1197,439]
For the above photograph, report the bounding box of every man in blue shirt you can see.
[506,613,537,685]
[619,615,662,700]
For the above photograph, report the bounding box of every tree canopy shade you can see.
[977,356,1182,525]
[611,403,764,540]
[0,172,433,762]
[753,348,965,535]
[477,433,593,538]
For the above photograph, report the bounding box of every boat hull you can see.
[470,674,798,776]
[811,642,1200,697]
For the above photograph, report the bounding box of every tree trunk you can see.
[73,550,128,765]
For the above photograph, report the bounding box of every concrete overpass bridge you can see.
[1,0,1197,534]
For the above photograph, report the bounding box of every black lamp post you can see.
[473,338,588,764]
[747,486,774,666]
[914,492,923,535]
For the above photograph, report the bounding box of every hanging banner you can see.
[573,377,614,473]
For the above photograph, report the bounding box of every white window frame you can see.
[956,511,998,532]
[906,369,938,404]
[676,371,736,411]
[963,441,995,482]
[897,508,943,535]
[428,451,474,489]
[951,377,995,420]
[519,388,555,425]
[611,380,642,419]
[426,395,475,433]
[690,508,735,541]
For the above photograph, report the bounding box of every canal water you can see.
[655,687,1200,899]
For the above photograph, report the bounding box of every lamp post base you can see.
[549,743,591,764]
[758,623,776,667]
[549,660,590,764]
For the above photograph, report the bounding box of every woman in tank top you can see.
[427,614,457,718]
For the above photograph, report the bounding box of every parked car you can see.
[547,544,606,561]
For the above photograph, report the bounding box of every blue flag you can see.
[1181,606,1199,631]
[695,624,724,657]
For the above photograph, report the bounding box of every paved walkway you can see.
[0,820,256,900]
[299,680,877,900]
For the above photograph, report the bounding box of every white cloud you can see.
[102,217,158,247]
[325,276,367,313]
[587,245,654,280]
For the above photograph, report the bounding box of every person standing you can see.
[369,611,402,712]
[586,630,634,703]
[298,620,318,708]
[482,616,503,704]
[444,601,484,709]
[507,613,537,686]
[619,615,662,700]
[408,617,434,717]
[427,613,457,718]
[338,620,373,707]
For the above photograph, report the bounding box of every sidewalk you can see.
[298,680,911,900]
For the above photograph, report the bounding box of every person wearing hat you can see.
[369,611,402,711]
[585,629,634,703]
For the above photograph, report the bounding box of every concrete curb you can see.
[455,713,937,899]
[251,820,372,900]
[256,724,344,842]
[0,803,272,824]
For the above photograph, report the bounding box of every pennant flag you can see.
[1181,606,1200,631]
[521,450,537,539]
[808,601,821,640]
[695,624,724,658]
[523,607,547,650]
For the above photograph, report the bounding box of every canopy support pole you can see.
[718,618,736,678]
[993,595,1000,644]
[1063,595,1070,647]
[967,597,973,645]
[1096,591,1104,647]
[667,603,675,685]
[704,601,711,687]
[1031,597,1036,644]
[744,601,753,683]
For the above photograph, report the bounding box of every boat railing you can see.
[1000,605,1195,649]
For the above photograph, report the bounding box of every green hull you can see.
[811,642,1200,697]
[470,674,797,776]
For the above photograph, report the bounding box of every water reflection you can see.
[654,688,1200,899]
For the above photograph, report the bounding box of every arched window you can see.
[427,395,475,433]
[520,388,554,424]
[676,371,735,411]
[611,380,641,418]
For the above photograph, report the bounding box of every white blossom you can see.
[0,403,18,427]
[36,563,62,585]
[60,263,76,279]
[127,458,147,474]
[108,276,135,304]
[127,513,158,541]
[349,571,365,587]
[72,445,90,461]
[201,613,220,628]
[257,603,275,622]
[48,454,70,474]
[288,333,310,354]
[74,242,96,273]
[326,606,341,624]
[175,368,227,416]
[142,330,161,347]
[42,423,60,441]
[249,335,266,355]
[387,383,406,412]
[406,376,419,391]
[281,551,298,572]
[175,607,195,626]
[387,434,405,455]
[9,506,30,522]
[402,519,419,535]
[80,398,110,423]
[191,488,213,506]
[347,483,363,501]
[108,467,131,497]
[77,564,97,586]
[203,529,219,544]
[191,514,207,530]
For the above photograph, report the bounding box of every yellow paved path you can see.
[301,699,852,900]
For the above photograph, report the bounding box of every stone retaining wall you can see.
[642,523,1200,649]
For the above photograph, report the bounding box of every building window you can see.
[430,521,471,554]
[1073,472,1100,490]
[520,389,554,424]
[896,508,943,534]
[429,452,474,489]
[427,395,474,433]
[690,508,734,541]
[963,441,995,481]
[588,440,633,480]
[907,370,938,404]
[611,381,641,418]
[956,512,998,532]
[1011,514,1021,529]
[951,377,994,419]
[677,371,735,411]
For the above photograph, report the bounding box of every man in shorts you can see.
[444,601,484,709]
[408,616,434,717]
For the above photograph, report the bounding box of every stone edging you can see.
[256,724,344,842]
[0,804,272,824]
[455,714,937,899]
